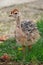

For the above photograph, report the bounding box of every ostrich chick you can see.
[10,9,40,49]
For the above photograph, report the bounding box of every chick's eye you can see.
[15,13,18,14]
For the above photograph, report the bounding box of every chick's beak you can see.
[9,12,18,17]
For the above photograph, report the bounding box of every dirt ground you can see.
[0,0,43,38]
[0,0,43,36]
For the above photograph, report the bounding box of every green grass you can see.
[37,18,43,37]
[0,18,43,63]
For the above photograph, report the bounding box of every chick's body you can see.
[15,20,40,46]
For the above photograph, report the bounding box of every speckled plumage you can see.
[21,20,37,34]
